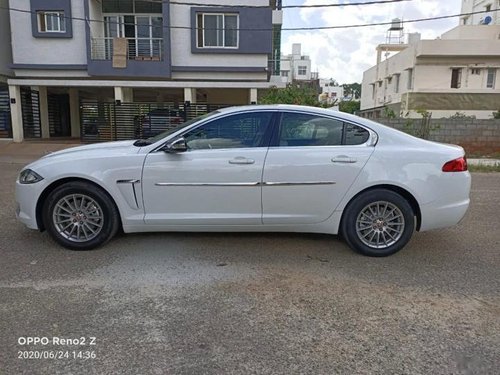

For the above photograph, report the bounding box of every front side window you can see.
[38,11,66,33]
[183,112,272,150]
[278,113,369,147]
[298,66,307,75]
[197,13,238,48]
[487,68,496,88]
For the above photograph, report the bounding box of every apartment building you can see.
[461,0,500,25]
[6,0,283,142]
[360,25,500,119]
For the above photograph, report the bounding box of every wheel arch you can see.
[36,177,122,232]
[340,184,422,231]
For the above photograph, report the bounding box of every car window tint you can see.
[279,113,344,147]
[344,123,370,145]
[183,112,273,150]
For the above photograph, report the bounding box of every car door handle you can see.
[331,156,357,164]
[229,157,255,165]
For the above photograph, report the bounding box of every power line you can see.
[0,5,496,32]
[166,0,412,9]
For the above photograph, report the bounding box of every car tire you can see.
[42,181,120,250]
[341,189,415,257]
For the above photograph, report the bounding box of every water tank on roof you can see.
[389,18,403,30]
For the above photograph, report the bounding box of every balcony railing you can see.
[91,37,163,61]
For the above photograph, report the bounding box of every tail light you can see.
[442,156,468,172]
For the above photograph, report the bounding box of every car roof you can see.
[218,104,357,120]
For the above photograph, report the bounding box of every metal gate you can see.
[0,86,12,138]
[80,101,233,142]
[48,94,71,137]
[21,88,41,138]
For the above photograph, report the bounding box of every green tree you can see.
[339,100,360,114]
[342,83,361,99]
[259,83,319,106]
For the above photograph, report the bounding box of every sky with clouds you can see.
[281,0,463,84]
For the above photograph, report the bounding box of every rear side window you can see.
[344,122,370,145]
[278,113,370,147]
[279,113,343,146]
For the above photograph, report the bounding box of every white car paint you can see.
[15,105,470,242]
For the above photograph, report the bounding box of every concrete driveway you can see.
[0,158,499,374]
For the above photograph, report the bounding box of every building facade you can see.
[7,0,283,142]
[360,25,500,119]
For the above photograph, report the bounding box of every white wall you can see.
[89,0,104,39]
[10,0,87,66]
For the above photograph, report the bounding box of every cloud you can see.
[282,0,462,83]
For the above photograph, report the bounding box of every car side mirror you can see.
[163,137,188,153]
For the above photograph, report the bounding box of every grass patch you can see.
[468,163,500,173]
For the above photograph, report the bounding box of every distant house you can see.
[360,25,500,119]
[6,0,284,142]
[279,43,318,84]
[318,79,344,107]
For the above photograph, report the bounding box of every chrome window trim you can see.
[154,181,336,187]
[276,110,378,148]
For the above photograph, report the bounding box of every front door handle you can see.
[229,157,255,165]
[331,156,357,164]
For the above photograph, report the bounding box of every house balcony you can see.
[91,37,164,61]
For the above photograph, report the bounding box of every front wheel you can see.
[43,181,120,250]
[341,189,415,257]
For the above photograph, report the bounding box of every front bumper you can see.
[15,179,47,230]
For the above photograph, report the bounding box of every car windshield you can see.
[133,111,220,146]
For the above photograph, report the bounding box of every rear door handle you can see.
[331,156,357,164]
[229,157,255,165]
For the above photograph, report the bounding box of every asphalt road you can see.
[1,160,499,374]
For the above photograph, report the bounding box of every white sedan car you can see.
[16,105,470,256]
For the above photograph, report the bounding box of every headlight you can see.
[19,169,44,184]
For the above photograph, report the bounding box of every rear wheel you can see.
[43,181,120,250]
[341,189,415,257]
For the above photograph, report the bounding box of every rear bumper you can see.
[419,198,470,231]
[419,171,471,231]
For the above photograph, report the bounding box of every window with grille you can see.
[37,11,66,33]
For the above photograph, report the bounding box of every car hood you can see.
[22,140,141,172]
[40,140,138,159]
